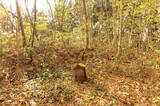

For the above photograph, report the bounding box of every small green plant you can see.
[24,47,35,57]
[148,59,160,66]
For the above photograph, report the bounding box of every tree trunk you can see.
[31,0,37,47]
[16,0,26,47]
[46,0,54,20]
[30,0,37,63]
[82,0,90,49]
[117,0,123,57]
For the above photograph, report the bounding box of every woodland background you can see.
[0,0,160,105]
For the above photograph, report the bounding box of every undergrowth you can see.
[0,41,160,105]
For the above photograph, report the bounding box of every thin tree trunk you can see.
[82,0,89,49]
[117,0,123,57]
[46,0,54,20]
[60,0,66,31]
[31,0,37,47]
[128,10,134,47]
[24,0,33,41]
[30,0,37,63]
[24,0,39,42]
[16,0,26,47]
[112,4,117,46]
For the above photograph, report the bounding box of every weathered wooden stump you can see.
[73,63,87,82]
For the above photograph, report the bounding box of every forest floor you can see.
[0,44,160,105]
